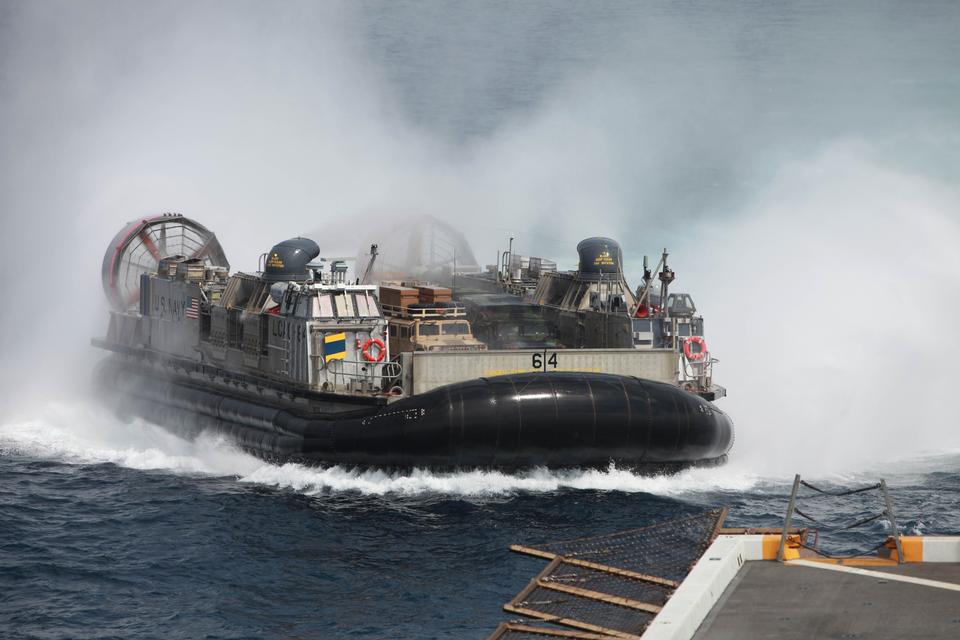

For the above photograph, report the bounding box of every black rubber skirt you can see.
[97,357,734,470]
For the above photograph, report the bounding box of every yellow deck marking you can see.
[801,557,900,567]
[889,536,924,562]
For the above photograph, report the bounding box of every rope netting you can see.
[531,509,726,583]
[800,479,881,497]
[490,622,614,640]
[496,509,727,639]
[783,477,900,561]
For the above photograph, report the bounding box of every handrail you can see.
[317,356,403,393]
[778,474,801,561]
[380,302,467,319]
[678,350,717,394]
[778,473,903,563]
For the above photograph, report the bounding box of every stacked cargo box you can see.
[417,286,452,306]
[379,285,419,311]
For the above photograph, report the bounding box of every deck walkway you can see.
[692,561,960,639]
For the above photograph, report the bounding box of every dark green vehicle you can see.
[459,293,561,350]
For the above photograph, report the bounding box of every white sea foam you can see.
[0,401,261,477]
[4,401,957,498]
[238,459,763,497]
[0,401,766,497]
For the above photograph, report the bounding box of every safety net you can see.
[491,508,727,640]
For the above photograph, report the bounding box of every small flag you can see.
[324,332,347,362]
[185,297,200,319]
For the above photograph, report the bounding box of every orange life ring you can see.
[362,337,386,362]
[683,336,707,361]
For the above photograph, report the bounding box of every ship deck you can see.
[493,510,960,640]
[692,560,960,639]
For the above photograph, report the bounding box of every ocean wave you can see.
[4,401,957,498]
[238,460,763,497]
[0,401,261,477]
[0,402,765,497]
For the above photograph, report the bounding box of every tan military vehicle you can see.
[379,284,486,353]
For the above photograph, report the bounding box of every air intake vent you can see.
[576,237,622,276]
[262,237,320,283]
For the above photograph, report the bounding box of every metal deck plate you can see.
[691,561,960,640]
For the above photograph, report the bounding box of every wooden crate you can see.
[417,285,452,304]
[379,285,420,309]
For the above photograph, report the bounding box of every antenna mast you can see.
[360,244,379,285]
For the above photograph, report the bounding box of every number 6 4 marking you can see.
[532,352,558,371]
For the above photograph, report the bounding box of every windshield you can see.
[667,293,696,315]
[496,325,520,338]
[418,323,440,336]
[442,322,470,336]
[521,324,548,338]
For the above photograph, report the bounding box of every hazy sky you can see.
[1,0,958,470]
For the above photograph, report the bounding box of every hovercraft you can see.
[92,215,733,470]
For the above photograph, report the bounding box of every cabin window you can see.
[666,293,696,315]
[366,294,380,317]
[442,322,470,336]
[389,325,397,337]
[334,292,353,317]
[521,323,548,338]
[400,326,410,338]
[418,324,439,336]
[497,325,520,338]
[354,293,371,317]
[316,294,335,318]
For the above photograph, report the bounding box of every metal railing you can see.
[778,474,904,563]
[679,352,718,392]
[314,357,403,394]
[380,302,467,319]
